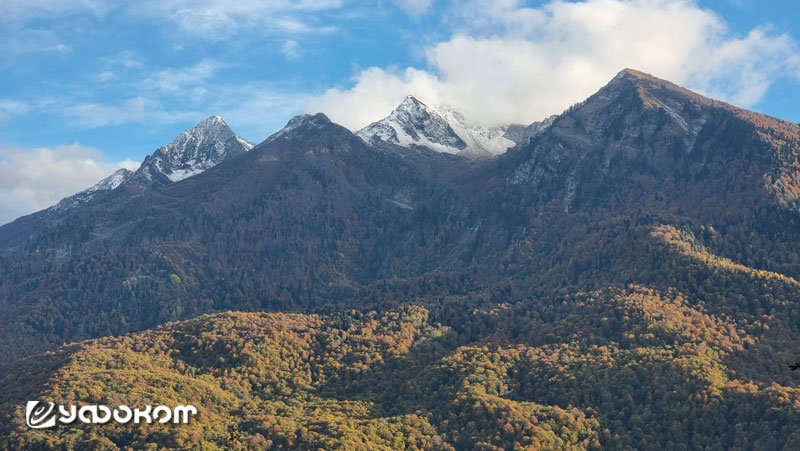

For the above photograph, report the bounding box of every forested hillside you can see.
[2,69,800,449]
[3,285,799,449]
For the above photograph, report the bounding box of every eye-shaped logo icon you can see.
[26,401,57,429]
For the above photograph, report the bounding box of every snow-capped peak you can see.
[357,96,467,154]
[135,115,254,184]
[357,96,521,158]
[47,116,254,212]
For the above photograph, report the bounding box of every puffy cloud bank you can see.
[311,0,800,129]
[0,143,138,225]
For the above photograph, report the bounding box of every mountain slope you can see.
[1,68,800,376]
[51,168,134,211]
[0,113,466,359]
[2,69,800,449]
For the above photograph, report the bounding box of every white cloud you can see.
[281,40,303,60]
[58,59,226,129]
[143,58,224,93]
[66,97,155,127]
[117,159,141,171]
[102,50,144,69]
[0,100,31,121]
[0,27,72,58]
[198,82,312,141]
[1,0,111,23]
[0,0,108,58]
[94,71,116,82]
[691,27,800,106]
[0,0,346,59]
[311,0,800,129]
[51,56,309,137]
[394,0,434,16]
[58,58,309,138]
[0,142,134,225]
[312,67,443,130]
[444,0,547,37]
[132,0,344,39]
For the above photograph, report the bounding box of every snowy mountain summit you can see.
[357,96,549,158]
[51,116,254,212]
[136,115,254,184]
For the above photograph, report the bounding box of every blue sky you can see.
[0,0,799,224]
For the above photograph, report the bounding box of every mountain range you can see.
[1,69,800,449]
